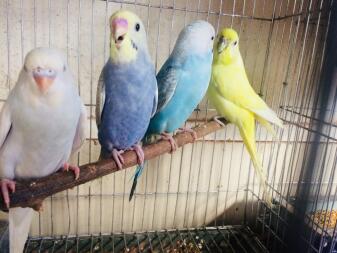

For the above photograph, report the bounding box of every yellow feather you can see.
[109,10,142,63]
[110,38,137,63]
[208,28,282,207]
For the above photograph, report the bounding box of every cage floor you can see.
[23,226,268,253]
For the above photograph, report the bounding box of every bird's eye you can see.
[211,36,214,41]
[135,23,140,32]
[234,41,238,46]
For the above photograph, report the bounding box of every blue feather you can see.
[129,20,214,200]
[98,50,157,155]
[147,53,212,135]
[129,163,145,201]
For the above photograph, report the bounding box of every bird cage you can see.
[0,0,336,252]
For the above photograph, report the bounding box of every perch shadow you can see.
[0,118,227,211]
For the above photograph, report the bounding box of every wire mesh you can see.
[0,0,336,252]
[23,226,268,253]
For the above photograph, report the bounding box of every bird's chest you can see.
[103,63,154,117]
[170,59,211,113]
[4,99,78,179]
[11,98,77,144]
[212,65,240,94]
[99,62,155,149]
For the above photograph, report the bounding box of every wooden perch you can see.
[0,119,227,211]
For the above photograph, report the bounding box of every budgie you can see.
[96,10,158,169]
[0,47,86,253]
[208,28,283,206]
[129,20,215,200]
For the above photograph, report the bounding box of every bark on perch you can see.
[0,119,226,211]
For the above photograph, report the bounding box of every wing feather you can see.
[156,62,180,113]
[96,70,105,128]
[71,102,87,154]
[212,68,283,128]
[0,102,12,149]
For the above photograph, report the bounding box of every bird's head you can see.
[23,47,67,94]
[173,20,215,57]
[214,28,240,64]
[109,10,147,63]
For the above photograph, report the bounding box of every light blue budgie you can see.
[129,20,215,200]
[96,10,158,168]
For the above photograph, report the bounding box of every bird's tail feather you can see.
[9,207,34,253]
[251,107,283,128]
[256,115,277,138]
[129,134,154,201]
[129,162,146,201]
[238,117,273,207]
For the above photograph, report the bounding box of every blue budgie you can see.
[96,10,158,169]
[129,20,215,200]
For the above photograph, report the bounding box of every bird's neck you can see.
[214,53,244,67]
[110,38,137,64]
[20,82,66,108]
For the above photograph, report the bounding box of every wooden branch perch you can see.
[0,119,227,211]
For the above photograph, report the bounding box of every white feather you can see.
[251,107,283,128]
[172,20,215,57]
[9,208,33,253]
[0,48,85,253]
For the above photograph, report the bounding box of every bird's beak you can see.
[217,36,227,54]
[111,18,128,49]
[33,69,56,93]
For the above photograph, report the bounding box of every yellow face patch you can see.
[109,10,141,63]
[110,36,137,63]
[213,28,240,65]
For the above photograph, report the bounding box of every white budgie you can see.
[0,48,86,252]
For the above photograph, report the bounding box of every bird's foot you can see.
[177,127,198,140]
[0,179,16,209]
[161,132,177,152]
[62,163,80,180]
[213,116,227,127]
[111,149,125,169]
[129,144,145,165]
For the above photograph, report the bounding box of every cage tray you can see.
[23,226,268,253]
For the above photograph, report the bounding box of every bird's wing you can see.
[71,102,87,154]
[155,61,180,113]
[95,70,105,128]
[0,102,12,149]
[213,67,283,128]
[151,74,158,117]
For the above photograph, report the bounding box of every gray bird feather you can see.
[95,71,105,128]
[155,63,180,113]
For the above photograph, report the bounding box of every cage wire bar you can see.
[287,1,337,252]
[0,0,335,252]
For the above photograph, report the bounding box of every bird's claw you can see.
[0,179,16,209]
[161,132,177,152]
[112,149,125,169]
[32,201,44,212]
[177,127,198,140]
[130,144,145,165]
[213,116,227,127]
[62,163,80,180]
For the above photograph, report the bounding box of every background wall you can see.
[0,0,333,237]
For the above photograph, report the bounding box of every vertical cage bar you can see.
[287,1,337,251]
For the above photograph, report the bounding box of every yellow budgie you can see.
[207,28,283,206]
